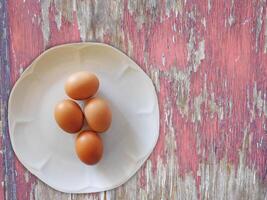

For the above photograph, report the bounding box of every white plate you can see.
[8,43,159,193]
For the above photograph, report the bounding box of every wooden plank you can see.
[0,0,15,199]
[3,0,267,199]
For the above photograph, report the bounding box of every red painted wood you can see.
[48,2,80,47]
[0,0,9,198]
[3,0,267,199]
[7,0,44,199]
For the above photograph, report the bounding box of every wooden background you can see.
[1,0,267,199]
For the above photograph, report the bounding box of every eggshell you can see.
[75,131,103,165]
[54,99,83,133]
[65,72,99,100]
[84,98,112,133]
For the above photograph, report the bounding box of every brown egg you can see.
[65,71,99,100]
[75,131,103,165]
[84,98,112,133]
[54,99,84,133]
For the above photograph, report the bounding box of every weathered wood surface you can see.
[1,0,267,199]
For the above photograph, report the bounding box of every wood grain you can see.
[1,0,267,199]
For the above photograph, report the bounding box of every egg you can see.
[75,131,103,165]
[65,71,99,100]
[84,97,112,133]
[54,99,84,133]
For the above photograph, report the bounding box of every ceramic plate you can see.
[8,43,159,193]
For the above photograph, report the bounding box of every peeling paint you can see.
[33,180,106,200]
[149,68,160,92]
[54,0,74,22]
[192,40,205,72]
[54,10,62,31]
[172,35,175,43]
[76,0,93,41]
[173,23,177,32]
[187,26,205,73]
[127,34,134,56]
[19,67,23,75]
[228,0,235,27]
[33,181,72,200]
[162,53,165,66]
[201,18,206,29]
[76,0,125,41]
[208,0,211,13]
[40,0,51,45]
[192,75,208,122]
[264,13,267,53]
[252,82,267,118]
[24,171,29,183]
[127,1,146,29]
[255,0,265,52]
[164,68,190,117]
[209,92,224,120]
[228,14,235,27]
[165,0,183,17]
[114,98,267,199]
[200,149,267,199]
[228,98,233,117]
[95,0,124,39]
